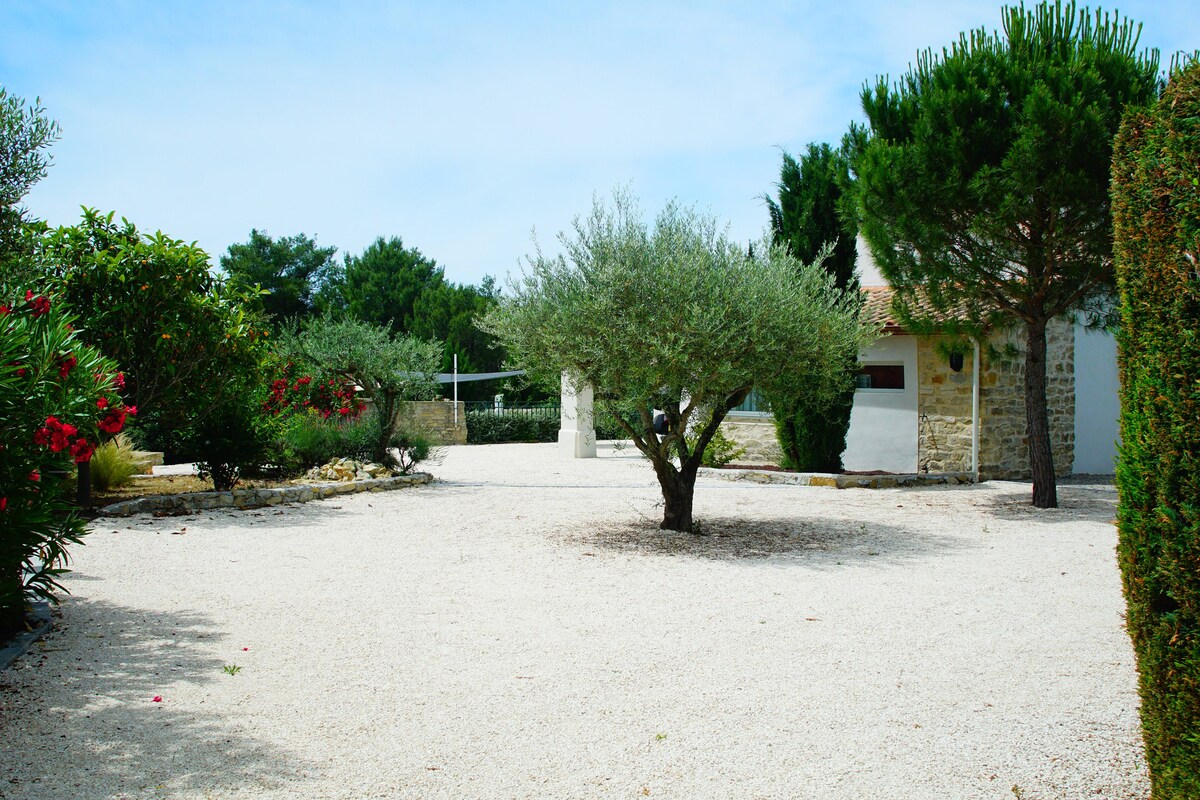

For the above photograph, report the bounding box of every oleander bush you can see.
[1112,58,1200,800]
[0,290,129,637]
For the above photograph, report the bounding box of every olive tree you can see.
[0,86,60,282]
[482,190,873,533]
[283,317,442,466]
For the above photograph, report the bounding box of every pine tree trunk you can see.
[1024,319,1058,508]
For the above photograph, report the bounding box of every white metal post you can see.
[971,341,981,482]
[453,354,458,427]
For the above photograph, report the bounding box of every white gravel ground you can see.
[0,443,1147,799]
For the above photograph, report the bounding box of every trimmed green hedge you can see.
[466,407,633,444]
[466,411,558,444]
[1112,60,1200,800]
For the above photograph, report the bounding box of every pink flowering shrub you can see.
[0,291,130,636]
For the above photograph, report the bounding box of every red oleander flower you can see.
[28,470,40,482]
[70,438,95,463]
[97,397,109,410]
[0,304,10,315]
[114,372,125,389]
[0,497,7,512]
[50,431,71,453]
[57,354,77,379]
[98,408,127,434]
[125,405,137,417]
[24,291,50,317]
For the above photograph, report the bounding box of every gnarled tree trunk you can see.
[658,460,700,532]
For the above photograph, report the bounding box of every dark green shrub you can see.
[187,376,278,491]
[466,411,558,444]
[1112,59,1200,800]
[275,410,379,474]
[388,426,438,475]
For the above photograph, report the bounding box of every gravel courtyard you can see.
[0,443,1148,799]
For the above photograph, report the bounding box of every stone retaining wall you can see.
[720,417,783,465]
[98,472,433,517]
[700,466,973,489]
[401,400,467,445]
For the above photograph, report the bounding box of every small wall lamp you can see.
[949,352,965,372]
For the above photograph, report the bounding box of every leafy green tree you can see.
[340,236,441,333]
[335,236,505,399]
[411,278,504,392]
[220,229,339,323]
[1112,57,1200,800]
[282,316,442,466]
[766,143,860,472]
[852,0,1160,507]
[35,209,269,457]
[0,86,60,283]
[482,189,872,533]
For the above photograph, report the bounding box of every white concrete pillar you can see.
[559,372,596,458]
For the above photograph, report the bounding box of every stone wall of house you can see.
[399,400,467,445]
[916,323,1075,480]
[916,336,977,474]
[720,417,782,465]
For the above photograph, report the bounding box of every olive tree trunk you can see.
[655,459,700,532]
[618,392,746,533]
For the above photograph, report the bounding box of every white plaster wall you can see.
[1073,324,1120,474]
[856,234,887,287]
[844,336,919,473]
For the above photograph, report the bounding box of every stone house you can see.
[722,285,1120,479]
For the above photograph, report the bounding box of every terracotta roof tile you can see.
[861,286,907,333]
[860,285,968,334]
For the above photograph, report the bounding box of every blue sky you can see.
[4,1,1198,288]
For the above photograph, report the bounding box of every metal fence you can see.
[464,401,560,419]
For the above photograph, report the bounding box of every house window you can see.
[856,363,905,391]
[730,387,770,416]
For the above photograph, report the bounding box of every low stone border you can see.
[699,467,974,489]
[1,602,52,670]
[96,472,434,517]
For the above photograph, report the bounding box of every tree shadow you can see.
[977,481,1118,526]
[0,598,311,797]
[571,514,966,566]
[101,498,359,530]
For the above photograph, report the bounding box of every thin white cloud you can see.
[5,0,1198,286]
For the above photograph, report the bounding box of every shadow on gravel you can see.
[976,483,1118,526]
[577,515,964,565]
[0,599,307,798]
[98,499,348,531]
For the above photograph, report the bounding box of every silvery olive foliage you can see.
[483,189,874,532]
